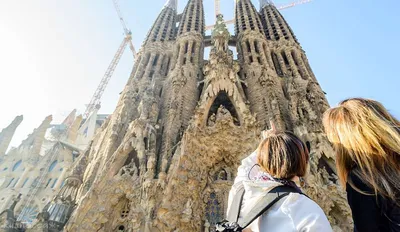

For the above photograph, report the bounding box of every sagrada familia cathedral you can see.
[0,0,354,231]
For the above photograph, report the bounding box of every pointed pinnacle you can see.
[260,0,274,9]
[164,0,178,10]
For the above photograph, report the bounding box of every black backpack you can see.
[216,184,304,232]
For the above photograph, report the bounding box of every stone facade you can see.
[0,109,107,231]
[37,0,352,231]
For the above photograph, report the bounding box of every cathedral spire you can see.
[259,0,274,9]
[259,0,298,42]
[164,0,178,10]
[177,0,205,35]
[144,0,177,45]
[235,0,264,35]
[0,115,23,156]
[20,115,52,161]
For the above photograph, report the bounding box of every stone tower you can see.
[38,0,352,231]
[0,115,23,158]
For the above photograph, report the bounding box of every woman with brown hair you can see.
[323,98,400,232]
[225,123,332,231]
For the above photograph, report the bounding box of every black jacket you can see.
[347,171,400,232]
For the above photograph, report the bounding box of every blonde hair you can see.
[257,131,309,179]
[323,98,400,201]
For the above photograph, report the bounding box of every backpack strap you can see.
[238,185,303,229]
[226,183,245,223]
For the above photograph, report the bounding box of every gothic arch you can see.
[205,91,241,126]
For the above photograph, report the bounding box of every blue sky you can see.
[0,0,398,148]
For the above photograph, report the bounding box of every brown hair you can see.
[323,98,400,202]
[257,131,309,179]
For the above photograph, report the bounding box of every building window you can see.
[72,151,79,162]
[120,201,130,219]
[11,178,19,188]
[45,178,52,188]
[31,178,39,187]
[6,178,14,188]
[246,40,251,52]
[12,160,22,171]
[51,178,58,189]
[272,52,283,77]
[21,178,29,188]
[83,127,88,137]
[215,169,228,181]
[18,205,39,225]
[49,160,58,172]
[205,192,223,231]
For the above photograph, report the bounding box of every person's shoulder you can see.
[347,169,374,193]
[279,192,325,215]
[240,150,257,165]
[279,193,333,231]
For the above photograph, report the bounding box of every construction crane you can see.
[206,0,312,30]
[112,0,137,56]
[215,0,221,16]
[83,0,137,118]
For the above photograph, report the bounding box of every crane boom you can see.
[207,0,312,30]
[84,37,129,118]
[112,0,137,57]
[215,0,221,16]
[277,0,312,10]
[83,0,137,118]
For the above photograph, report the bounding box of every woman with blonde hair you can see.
[323,98,400,232]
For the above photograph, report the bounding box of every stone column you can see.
[54,168,69,189]
[14,165,32,189]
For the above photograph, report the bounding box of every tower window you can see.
[152,54,159,67]
[249,56,254,63]
[191,42,196,54]
[165,57,171,75]
[184,42,189,54]
[149,70,155,80]
[144,137,149,150]
[51,178,58,188]
[145,54,150,64]
[254,41,260,54]
[257,56,262,64]
[291,50,299,65]
[246,40,251,52]
[272,52,283,77]
[21,178,29,188]
[281,51,290,66]
[31,177,39,187]
[12,160,22,171]
[46,179,52,188]
[49,160,58,172]
[6,178,15,188]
